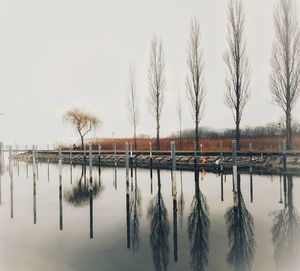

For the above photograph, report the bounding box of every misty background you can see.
[0,0,299,146]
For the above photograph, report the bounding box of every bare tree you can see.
[64,108,100,150]
[148,36,166,150]
[186,18,206,152]
[177,97,183,150]
[127,63,139,150]
[270,0,300,150]
[224,0,250,151]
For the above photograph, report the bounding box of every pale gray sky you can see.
[0,0,299,147]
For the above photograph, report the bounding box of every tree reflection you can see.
[187,170,210,271]
[147,169,170,271]
[178,171,185,229]
[272,175,300,270]
[225,174,255,271]
[129,168,142,253]
[64,166,104,206]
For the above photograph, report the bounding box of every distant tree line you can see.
[171,121,300,139]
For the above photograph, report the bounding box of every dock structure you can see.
[12,148,300,175]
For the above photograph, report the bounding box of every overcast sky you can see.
[0,0,299,147]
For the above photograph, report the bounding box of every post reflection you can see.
[178,171,185,229]
[225,174,255,271]
[221,173,224,202]
[147,169,170,271]
[272,175,300,270]
[9,157,14,219]
[59,175,63,231]
[129,168,142,253]
[187,170,210,271]
[33,172,37,224]
[172,171,178,263]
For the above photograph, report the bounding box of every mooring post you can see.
[149,142,153,168]
[89,144,93,182]
[232,140,237,193]
[171,141,176,172]
[114,143,117,167]
[130,142,133,178]
[59,146,62,181]
[194,141,198,171]
[249,142,253,173]
[220,142,223,172]
[32,145,36,178]
[98,145,101,166]
[69,144,72,165]
[125,142,129,181]
[282,140,287,173]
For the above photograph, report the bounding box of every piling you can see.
[282,140,287,173]
[114,143,117,167]
[249,142,253,173]
[89,145,93,181]
[149,142,153,168]
[59,146,62,181]
[98,145,101,166]
[232,140,237,192]
[32,145,36,178]
[171,141,176,171]
[220,142,223,172]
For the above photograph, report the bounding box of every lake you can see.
[0,158,299,271]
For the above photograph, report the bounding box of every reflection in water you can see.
[114,167,117,190]
[64,166,103,207]
[10,158,14,219]
[59,175,63,231]
[147,169,170,271]
[250,173,253,203]
[178,171,185,229]
[225,174,255,271]
[129,168,142,253]
[89,180,94,239]
[272,176,300,270]
[150,168,153,195]
[172,172,178,263]
[221,174,224,202]
[187,170,210,271]
[33,170,37,224]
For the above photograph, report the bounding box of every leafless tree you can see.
[127,63,139,150]
[177,97,183,150]
[186,18,206,152]
[270,0,300,150]
[148,36,166,150]
[64,108,100,150]
[224,0,250,151]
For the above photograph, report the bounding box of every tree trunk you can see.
[195,118,199,152]
[236,120,240,151]
[134,126,137,150]
[80,135,84,150]
[156,118,160,150]
[286,108,292,150]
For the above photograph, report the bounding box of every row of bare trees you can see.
[126,0,300,151]
[63,0,300,152]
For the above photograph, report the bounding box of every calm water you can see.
[0,158,299,271]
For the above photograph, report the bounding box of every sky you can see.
[0,0,299,148]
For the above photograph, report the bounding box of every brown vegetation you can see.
[86,135,300,152]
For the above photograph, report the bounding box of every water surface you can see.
[0,159,299,271]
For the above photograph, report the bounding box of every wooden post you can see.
[125,142,129,181]
[114,143,117,167]
[149,142,153,168]
[282,140,287,173]
[32,145,36,178]
[98,145,101,166]
[249,142,253,173]
[171,141,176,171]
[194,141,198,170]
[232,140,237,193]
[220,142,223,172]
[89,144,93,181]
[59,146,62,180]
